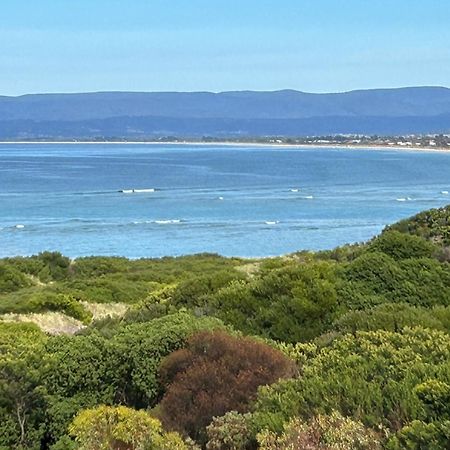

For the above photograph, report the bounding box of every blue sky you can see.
[1,0,449,95]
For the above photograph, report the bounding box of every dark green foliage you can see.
[344,252,406,294]
[315,243,366,262]
[210,261,340,342]
[35,252,71,281]
[334,303,450,334]
[369,230,438,260]
[387,420,450,450]
[70,256,130,278]
[6,252,71,283]
[0,323,48,449]
[0,263,31,293]
[65,276,151,304]
[341,253,450,308]
[42,334,125,446]
[171,270,247,310]
[414,380,450,421]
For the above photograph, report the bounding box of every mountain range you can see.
[1,86,449,139]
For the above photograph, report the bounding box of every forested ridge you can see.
[1,205,450,449]
[2,88,450,139]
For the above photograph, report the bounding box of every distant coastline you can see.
[0,140,449,153]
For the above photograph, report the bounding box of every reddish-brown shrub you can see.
[157,331,297,443]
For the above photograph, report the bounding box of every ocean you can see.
[1,143,449,258]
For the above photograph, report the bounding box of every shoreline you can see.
[0,140,449,153]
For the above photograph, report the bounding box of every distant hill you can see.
[0,87,449,139]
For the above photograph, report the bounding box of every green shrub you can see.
[370,231,438,260]
[414,380,450,421]
[253,327,450,433]
[36,252,71,281]
[210,262,340,342]
[113,313,227,407]
[334,303,449,334]
[387,420,450,450]
[0,263,31,293]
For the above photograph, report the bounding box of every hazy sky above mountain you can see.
[1,0,449,95]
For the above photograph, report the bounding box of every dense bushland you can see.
[0,205,450,449]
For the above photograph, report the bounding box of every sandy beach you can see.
[0,140,449,153]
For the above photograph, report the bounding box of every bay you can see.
[0,143,449,258]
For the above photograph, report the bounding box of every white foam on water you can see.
[441,191,449,195]
[120,188,155,194]
[154,219,182,224]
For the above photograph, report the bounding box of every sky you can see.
[1,0,449,95]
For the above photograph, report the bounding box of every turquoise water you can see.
[0,144,449,258]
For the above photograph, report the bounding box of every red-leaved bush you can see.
[157,331,296,443]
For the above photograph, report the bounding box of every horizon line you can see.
[1,85,450,99]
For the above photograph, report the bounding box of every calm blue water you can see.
[0,144,449,258]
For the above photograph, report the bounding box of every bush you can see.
[387,420,450,450]
[0,263,31,293]
[206,411,255,450]
[69,405,189,450]
[71,256,129,278]
[344,252,405,294]
[171,270,247,310]
[342,253,450,308]
[387,205,450,246]
[113,313,226,408]
[370,231,437,260]
[211,262,340,342]
[253,327,450,433]
[333,303,449,334]
[158,331,296,443]
[257,412,384,450]
[36,251,71,281]
[414,380,450,421]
